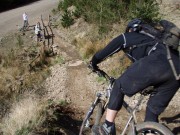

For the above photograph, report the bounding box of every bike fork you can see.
[84,96,100,127]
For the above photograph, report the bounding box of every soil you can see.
[0,0,179,135]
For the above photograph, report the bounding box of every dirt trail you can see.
[50,29,101,112]
[43,28,102,134]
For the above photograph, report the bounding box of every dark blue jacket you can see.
[92,32,160,64]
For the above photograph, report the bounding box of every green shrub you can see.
[58,0,160,33]
[58,0,74,11]
[61,10,74,28]
[73,8,81,18]
[128,0,160,23]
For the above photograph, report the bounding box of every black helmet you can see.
[125,18,142,32]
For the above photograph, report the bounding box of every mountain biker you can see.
[89,18,180,135]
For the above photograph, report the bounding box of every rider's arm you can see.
[91,34,125,66]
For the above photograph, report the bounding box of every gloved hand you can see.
[88,61,99,72]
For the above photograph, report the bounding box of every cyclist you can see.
[89,18,180,135]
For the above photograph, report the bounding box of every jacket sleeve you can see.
[91,34,125,65]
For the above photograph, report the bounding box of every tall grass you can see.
[74,37,107,60]
[0,32,52,134]
[0,94,44,135]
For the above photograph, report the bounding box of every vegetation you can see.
[58,0,160,32]
[0,32,53,134]
[61,10,74,28]
[128,0,161,23]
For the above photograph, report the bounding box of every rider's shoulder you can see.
[122,31,146,39]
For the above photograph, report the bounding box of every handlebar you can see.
[88,63,154,96]
[88,64,115,84]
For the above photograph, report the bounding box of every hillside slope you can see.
[0,0,179,134]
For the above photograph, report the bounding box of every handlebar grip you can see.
[88,63,113,82]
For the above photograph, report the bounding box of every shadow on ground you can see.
[33,104,84,135]
[161,113,180,135]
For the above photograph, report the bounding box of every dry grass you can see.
[0,32,52,134]
[77,38,107,59]
[0,93,45,135]
[74,30,112,60]
[75,34,131,78]
[74,20,131,77]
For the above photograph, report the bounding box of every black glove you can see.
[88,61,99,72]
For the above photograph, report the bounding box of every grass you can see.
[0,93,71,135]
[74,36,109,60]
[53,55,65,65]
[0,94,44,135]
[68,18,131,81]
[0,31,54,134]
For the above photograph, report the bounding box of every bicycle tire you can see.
[127,122,174,135]
[79,110,91,135]
[94,102,103,125]
[92,102,104,135]
[79,102,104,135]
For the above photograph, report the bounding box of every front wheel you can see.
[94,102,103,125]
[79,102,104,135]
[128,122,173,135]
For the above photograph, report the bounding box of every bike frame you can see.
[79,69,148,135]
[121,94,144,135]
[82,85,145,135]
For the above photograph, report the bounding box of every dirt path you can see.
[46,29,101,112]
[0,0,59,37]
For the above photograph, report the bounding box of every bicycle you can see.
[79,68,174,135]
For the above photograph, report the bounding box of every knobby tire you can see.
[128,121,174,135]
[92,102,103,135]
[95,102,103,125]
[79,102,104,135]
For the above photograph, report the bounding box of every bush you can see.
[73,8,81,18]
[128,0,160,23]
[58,0,160,33]
[61,10,74,28]
[58,0,74,11]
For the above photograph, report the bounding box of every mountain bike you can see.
[79,68,174,135]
